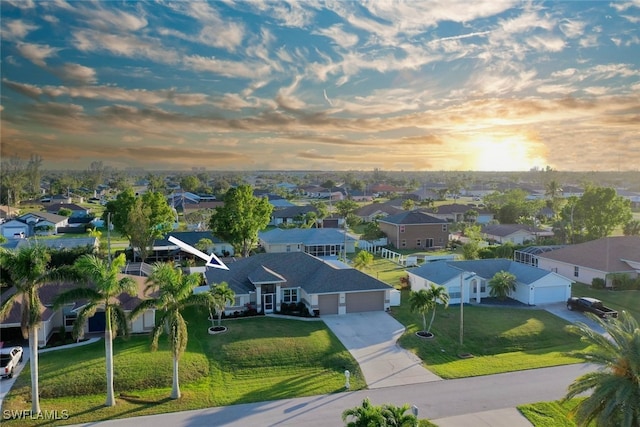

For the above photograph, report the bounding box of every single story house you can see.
[1,237,99,252]
[427,203,494,224]
[481,224,553,245]
[0,212,69,238]
[258,228,357,257]
[149,231,235,261]
[535,236,640,287]
[270,205,318,227]
[407,259,573,306]
[44,203,91,218]
[0,275,155,347]
[377,210,449,250]
[204,252,393,316]
[354,201,404,223]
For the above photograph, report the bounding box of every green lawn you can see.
[518,399,592,427]
[571,282,640,320]
[2,312,365,426]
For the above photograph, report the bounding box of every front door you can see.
[263,294,274,313]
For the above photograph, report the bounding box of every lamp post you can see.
[459,271,474,347]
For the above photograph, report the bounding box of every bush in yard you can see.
[591,277,606,289]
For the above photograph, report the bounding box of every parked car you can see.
[0,346,23,379]
[566,297,618,319]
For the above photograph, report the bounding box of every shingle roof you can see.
[154,231,226,246]
[378,210,447,225]
[537,236,640,272]
[481,224,547,237]
[205,252,391,296]
[259,228,357,245]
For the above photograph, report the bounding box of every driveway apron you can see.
[322,311,441,388]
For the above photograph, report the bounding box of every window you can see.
[416,239,421,247]
[65,312,77,327]
[426,238,434,248]
[480,281,486,293]
[401,239,406,247]
[282,288,299,303]
[399,225,405,233]
[442,224,448,232]
[574,266,579,277]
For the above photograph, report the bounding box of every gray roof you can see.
[259,228,356,245]
[205,252,391,296]
[272,205,316,219]
[378,209,447,225]
[408,258,554,285]
[20,211,68,224]
[481,224,547,237]
[1,237,98,251]
[154,231,226,246]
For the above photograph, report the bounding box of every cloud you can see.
[16,42,59,66]
[52,63,98,85]
[1,19,38,40]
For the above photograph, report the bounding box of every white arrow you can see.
[168,235,229,270]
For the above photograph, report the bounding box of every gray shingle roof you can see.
[205,252,391,296]
[378,210,447,225]
[259,228,356,245]
[537,236,640,272]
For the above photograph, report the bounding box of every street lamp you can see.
[459,271,475,347]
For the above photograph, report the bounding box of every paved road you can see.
[69,363,596,427]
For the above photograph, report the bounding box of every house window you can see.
[399,225,405,233]
[65,312,77,327]
[282,288,299,303]
[574,266,579,277]
[416,239,421,247]
[442,224,448,232]
[480,280,486,293]
[401,239,406,247]
[286,245,291,252]
[426,238,434,248]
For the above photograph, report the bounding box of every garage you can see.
[346,291,384,313]
[533,285,569,305]
[318,294,339,315]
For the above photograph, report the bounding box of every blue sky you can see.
[1,1,638,171]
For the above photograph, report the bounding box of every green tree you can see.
[409,284,450,335]
[352,250,374,271]
[130,262,212,399]
[0,245,66,413]
[25,154,43,197]
[623,219,640,236]
[488,271,517,301]
[335,199,359,218]
[210,282,235,327]
[401,199,415,211]
[195,238,214,254]
[180,175,200,193]
[53,254,137,407]
[381,403,418,427]
[310,200,329,228]
[103,187,136,234]
[57,207,72,217]
[342,397,386,427]
[461,224,482,260]
[563,311,640,427]
[146,173,166,193]
[576,186,632,240]
[0,154,26,207]
[209,185,273,257]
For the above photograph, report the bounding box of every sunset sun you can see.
[469,136,544,171]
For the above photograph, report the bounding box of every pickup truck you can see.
[566,297,618,319]
[0,346,23,379]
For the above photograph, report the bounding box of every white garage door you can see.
[318,294,339,315]
[534,286,567,304]
[346,291,384,313]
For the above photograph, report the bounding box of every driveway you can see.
[541,302,606,334]
[322,311,441,389]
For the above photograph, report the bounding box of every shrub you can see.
[591,277,606,289]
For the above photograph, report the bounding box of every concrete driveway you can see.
[322,311,441,389]
[541,302,606,334]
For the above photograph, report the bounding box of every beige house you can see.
[377,210,449,250]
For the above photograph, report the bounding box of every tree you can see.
[25,154,43,197]
[563,311,640,427]
[342,397,386,427]
[209,185,273,257]
[401,199,415,211]
[210,282,235,327]
[310,200,329,228]
[0,245,64,413]
[352,250,374,271]
[180,175,200,193]
[461,224,482,260]
[335,199,359,218]
[84,161,105,193]
[130,262,212,399]
[409,284,449,336]
[53,254,137,407]
[488,271,517,301]
[576,186,632,240]
[57,207,73,217]
[623,219,640,236]
[195,238,214,254]
[0,154,26,207]
[381,403,418,427]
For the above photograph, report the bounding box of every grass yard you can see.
[2,311,365,426]
[390,290,587,378]
[571,283,640,320]
[518,399,591,427]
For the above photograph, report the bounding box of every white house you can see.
[407,259,573,306]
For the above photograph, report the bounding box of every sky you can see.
[1,1,639,172]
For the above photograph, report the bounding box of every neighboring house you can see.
[407,259,573,306]
[0,212,69,238]
[560,185,584,198]
[270,205,318,227]
[259,228,357,257]
[348,190,374,202]
[204,252,393,316]
[0,275,155,347]
[0,205,19,221]
[354,201,404,223]
[408,186,439,201]
[44,203,91,217]
[366,183,407,196]
[617,189,640,208]
[1,237,99,252]
[150,231,235,261]
[377,210,449,250]
[428,203,494,224]
[481,224,553,245]
[49,194,73,204]
[535,236,640,287]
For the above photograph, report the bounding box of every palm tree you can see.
[352,250,374,271]
[210,282,235,328]
[342,397,386,427]
[130,262,212,399]
[0,245,65,413]
[381,403,418,427]
[53,253,137,407]
[409,284,450,336]
[488,271,517,301]
[563,311,640,427]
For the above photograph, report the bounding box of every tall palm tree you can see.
[53,253,137,407]
[409,284,450,336]
[488,271,517,301]
[0,245,64,413]
[563,311,640,427]
[210,282,235,327]
[130,262,212,399]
